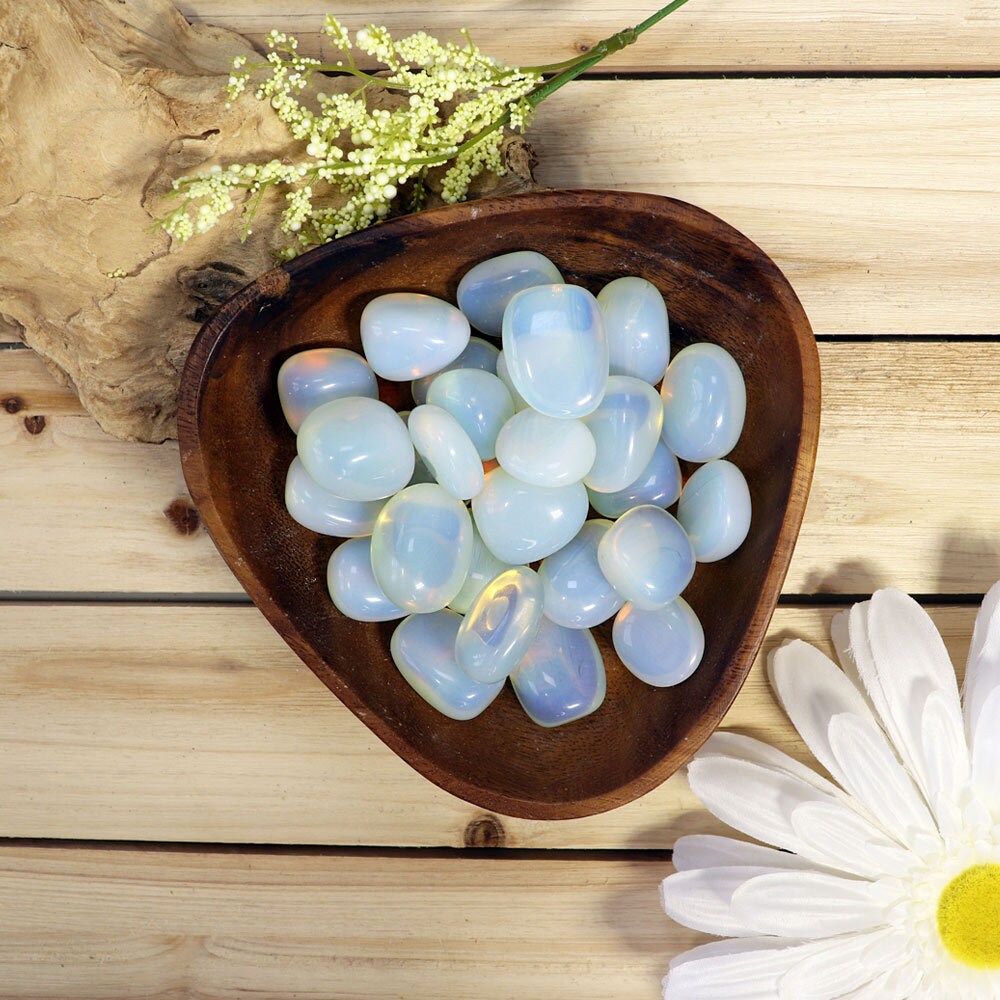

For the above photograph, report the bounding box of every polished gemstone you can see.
[587,440,682,519]
[596,276,670,384]
[410,336,499,406]
[457,250,564,336]
[360,292,470,380]
[427,369,514,460]
[495,352,530,411]
[613,598,705,686]
[326,536,406,622]
[397,411,436,486]
[677,459,752,562]
[407,404,484,501]
[448,524,514,614]
[494,409,596,488]
[284,457,386,536]
[277,347,378,432]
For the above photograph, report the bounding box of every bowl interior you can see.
[178,189,820,820]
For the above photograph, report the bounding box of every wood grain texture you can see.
[0,603,979,849]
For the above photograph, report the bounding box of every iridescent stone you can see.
[510,619,606,728]
[370,483,473,612]
[587,441,682,519]
[660,343,746,462]
[326,536,406,622]
[613,598,705,686]
[597,505,695,609]
[495,352,530,411]
[501,284,608,418]
[472,468,588,564]
[277,347,378,432]
[297,396,414,500]
[538,519,623,629]
[407,404,484,501]
[360,292,470,380]
[457,250,564,336]
[391,610,504,720]
[284,457,386,536]
[410,337,499,406]
[427,369,513,460]
[582,375,663,493]
[596,276,670,384]
[397,412,436,486]
[677,459,752,562]
[448,524,514,615]
[494,410,596,488]
[455,567,544,684]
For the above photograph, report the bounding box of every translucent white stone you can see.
[494,410,596,488]
[495,352,530,411]
[612,598,704,687]
[597,505,695,610]
[277,347,378,432]
[397,412,436,486]
[284,457,386,536]
[407,404,484,501]
[297,396,414,501]
[360,292,470,380]
[661,343,746,462]
[410,336,499,406]
[596,277,670,384]
[326,537,406,622]
[538,519,623,629]
[455,567,544,684]
[391,610,504,720]
[427,369,513,460]
[582,375,663,493]
[370,483,474,613]
[472,468,588,564]
[501,284,608,418]
[677,459,752,562]
[510,619,606,728]
[457,250,564,336]
[448,524,514,615]
[587,441,682,519]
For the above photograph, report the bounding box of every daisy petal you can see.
[672,835,815,873]
[830,609,862,689]
[921,687,972,832]
[663,938,811,1000]
[660,866,786,936]
[971,683,1000,814]
[964,580,1000,745]
[777,928,899,999]
[839,962,922,1000]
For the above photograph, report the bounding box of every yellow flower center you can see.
[937,864,1000,969]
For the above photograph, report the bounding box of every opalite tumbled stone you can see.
[297,396,414,501]
[613,598,705,686]
[457,250,564,336]
[494,409,596,488]
[360,292,470,380]
[495,352,530,411]
[597,505,695,610]
[455,567,544,684]
[502,284,608,418]
[677,459,752,562]
[277,347,378,432]
[587,440,682,519]
[410,336,499,406]
[538,519,623,629]
[661,343,746,462]
[371,483,473,613]
[391,610,504,720]
[472,468,588,564]
[596,277,670,384]
[397,412,436,486]
[510,619,606,728]
[407,404,484,501]
[284,457,386,536]
[583,375,664,493]
[427,369,513,460]
[448,524,514,614]
[326,537,406,622]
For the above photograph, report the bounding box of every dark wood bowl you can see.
[178,190,820,820]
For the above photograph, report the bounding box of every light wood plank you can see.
[0,603,979,848]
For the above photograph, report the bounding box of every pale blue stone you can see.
[596,277,670,384]
[677,459,752,562]
[538,520,623,629]
[277,347,378,432]
[410,337,499,406]
[494,410,596,488]
[297,396,414,501]
[472,468,588,564]
[427,369,513,460]
[391,610,504,720]
[661,343,746,462]
[326,536,406,622]
[448,524,514,614]
[371,483,473,613]
[587,441,682,519]
[583,375,663,493]
[501,284,608,418]
[457,250,564,336]
[612,598,704,687]
[510,619,606,728]
[284,457,386,536]
[360,292,470,380]
[397,412,436,485]
[455,567,544,684]
[597,505,695,610]
[495,352,530,411]
[407,404,484,501]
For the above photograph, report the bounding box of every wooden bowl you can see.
[178,189,820,820]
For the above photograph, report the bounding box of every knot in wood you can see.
[464,814,506,848]
[164,498,201,536]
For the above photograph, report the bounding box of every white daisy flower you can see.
[660,584,1000,999]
